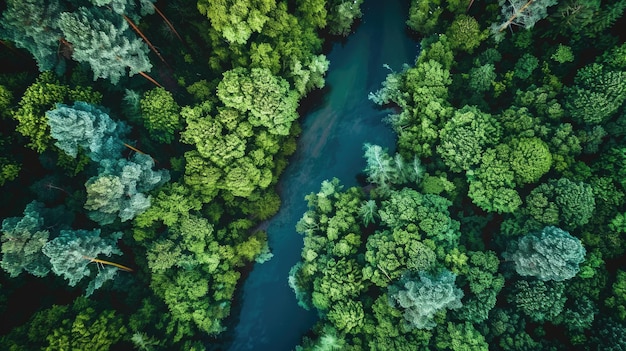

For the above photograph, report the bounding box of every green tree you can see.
[140,87,182,144]
[326,300,365,334]
[217,67,299,135]
[510,279,566,323]
[491,0,558,41]
[508,137,552,185]
[326,0,364,36]
[437,105,501,172]
[42,229,126,295]
[406,0,443,34]
[565,63,626,125]
[45,297,127,351]
[85,153,170,224]
[364,228,436,287]
[445,15,487,54]
[467,145,521,213]
[457,251,504,323]
[435,322,488,351]
[46,101,129,162]
[0,201,51,277]
[0,0,65,73]
[197,0,276,44]
[388,270,464,330]
[468,64,496,93]
[13,72,102,153]
[524,178,596,229]
[58,6,152,84]
[504,226,586,281]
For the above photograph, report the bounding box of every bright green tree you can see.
[197,0,276,44]
[140,87,182,144]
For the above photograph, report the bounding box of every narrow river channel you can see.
[226,1,418,349]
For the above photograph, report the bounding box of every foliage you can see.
[504,226,586,281]
[510,279,566,322]
[564,63,626,125]
[197,0,276,44]
[0,0,65,73]
[388,270,464,330]
[140,87,181,144]
[524,178,596,229]
[85,153,170,224]
[46,101,129,162]
[42,229,126,296]
[0,201,51,277]
[58,6,153,84]
[326,0,364,36]
[491,0,558,41]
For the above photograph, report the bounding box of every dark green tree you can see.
[564,63,626,125]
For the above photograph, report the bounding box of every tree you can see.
[0,0,65,73]
[86,153,170,224]
[217,67,299,135]
[13,72,102,153]
[388,270,464,330]
[362,143,423,190]
[0,201,51,277]
[197,0,276,44]
[524,178,596,229]
[406,0,443,34]
[510,279,566,322]
[564,63,626,125]
[326,300,365,334]
[457,251,504,323]
[45,298,127,351]
[46,101,129,162]
[467,145,522,213]
[326,0,364,36]
[364,228,436,287]
[58,6,152,84]
[491,0,558,41]
[378,189,460,250]
[507,137,552,185]
[140,87,181,144]
[445,15,487,54]
[41,229,126,296]
[469,64,496,93]
[435,322,488,351]
[437,105,501,173]
[504,226,586,281]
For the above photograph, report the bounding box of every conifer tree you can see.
[58,6,152,84]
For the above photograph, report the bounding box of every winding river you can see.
[226,1,418,349]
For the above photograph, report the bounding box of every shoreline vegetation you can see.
[0,0,625,350]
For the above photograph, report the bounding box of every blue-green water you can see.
[227,1,418,349]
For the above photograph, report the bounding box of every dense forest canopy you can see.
[0,0,625,350]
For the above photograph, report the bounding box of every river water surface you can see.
[227,1,418,349]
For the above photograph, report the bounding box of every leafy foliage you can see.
[388,270,464,330]
[504,226,586,281]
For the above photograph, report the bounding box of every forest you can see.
[0,0,625,350]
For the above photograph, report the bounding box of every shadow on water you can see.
[220,1,418,350]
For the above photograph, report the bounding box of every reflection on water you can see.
[226,1,417,349]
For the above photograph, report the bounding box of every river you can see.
[226,1,418,349]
